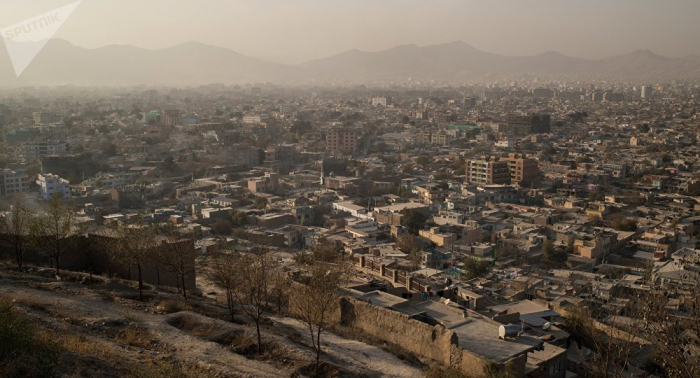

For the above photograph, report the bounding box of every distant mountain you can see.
[302,42,700,81]
[0,39,698,86]
[0,39,305,86]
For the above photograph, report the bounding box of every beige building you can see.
[465,157,511,185]
[500,153,539,186]
[326,127,361,156]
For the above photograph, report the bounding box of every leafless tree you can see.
[207,252,240,322]
[28,194,81,276]
[291,261,347,374]
[231,247,286,354]
[108,219,157,301]
[0,196,32,271]
[156,226,198,300]
[396,233,422,270]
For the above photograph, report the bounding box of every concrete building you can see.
[0,169,29,196]
[23,140,67,161]
[326,127,361,156]
[465,157,511,185]
[641,85,653,99]
[37,173,71,200]
[371,97,391,107]
[500,153,540,186]
[501,114,551,135]
[32,112,61,125]
[160,109,181,126]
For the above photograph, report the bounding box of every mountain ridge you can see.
[0,39,697,86]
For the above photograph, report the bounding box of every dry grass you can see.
[15,294,51,312]
[58,333,117,361]
[227,333,297,369]
[116,324,157,349]
[135,359,219,378]
[158,299,191,314]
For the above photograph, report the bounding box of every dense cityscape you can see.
[1,2,700,378]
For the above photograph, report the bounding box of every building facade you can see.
[37,173,71,200]
[0,169,29,196]
[500,153,540,186]
[326,128,361,156]
[23,140,67,161]
[465,158,511,185]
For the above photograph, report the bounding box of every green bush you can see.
[0,299,61,377]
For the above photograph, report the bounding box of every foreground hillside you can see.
[0,262,427,378]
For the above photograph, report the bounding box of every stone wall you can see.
[339,297,456,366]
[288,290,507,377]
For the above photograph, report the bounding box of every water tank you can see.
[499,324,520,340]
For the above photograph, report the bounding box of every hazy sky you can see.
[2,0,699,64]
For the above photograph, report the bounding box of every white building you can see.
[37,173,71,200]
[371,97,390,107]
[243,115,261,124]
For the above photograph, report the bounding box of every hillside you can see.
[0,262,426,378]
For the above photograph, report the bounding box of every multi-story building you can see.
[500,114,551,135]
[371,97,391,106]
[0,169,29,196]
[325,127,361,156]
[37,173,71,200]
[641,85,653,99]
[23,139,67,161]
[416,130,448,146]
[32,112,61,125]
[465,157,511,185]
[160,109,181,126]
[500,153,539,186]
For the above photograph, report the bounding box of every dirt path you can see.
[273,317,425,378]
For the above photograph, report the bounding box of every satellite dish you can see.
[444,299,451,305]
[542,322,551,331]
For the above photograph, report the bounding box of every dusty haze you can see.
[1,0,699,65]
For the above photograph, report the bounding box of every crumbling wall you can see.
[288,290,508,377]
[339,297,456,366]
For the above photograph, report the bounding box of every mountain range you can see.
[0,39,698,86]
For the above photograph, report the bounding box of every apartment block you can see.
[23,139,67,161]
[37,173,71,200]
[500,153,540,186]
[0,169,29,196]
[465,157,511,185]
[326,127,361,156]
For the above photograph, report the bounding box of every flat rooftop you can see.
[394,300,543,362]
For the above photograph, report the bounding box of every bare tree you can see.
[564,303,642,378]
[0,196,32,271]
[312,238,343,263]
[231,247,286,354]
[396,233,422,270]
[291,261,347,374]
[108,219,157,301]
[156,227,197,300]
[207,252,240,322]
[28,194,81,276]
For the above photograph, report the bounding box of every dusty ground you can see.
[0,262,426,378]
